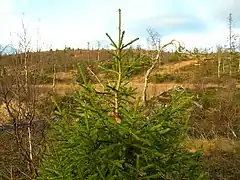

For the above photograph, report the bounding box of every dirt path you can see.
[160,59,198,74]
[35,82,227,99]
[34,59,203,97]
[131,59,198,83]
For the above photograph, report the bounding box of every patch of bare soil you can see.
[131,59,198,83]
[33,59,240,98]
[55,70,76,81]
[160,59,198,74]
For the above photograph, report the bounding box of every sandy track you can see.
[35,82,228,98]
[160,59,198,74]
[34,59,213,97]
[131,59,198,83]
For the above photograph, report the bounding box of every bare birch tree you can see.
[0,18,41,178]
[228,13,233,76]
[52,51,56,93]
[97,41,101,61]
[217,45,222,78]
[142,27,181,106]
[17,20,35,174]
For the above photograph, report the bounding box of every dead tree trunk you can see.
[217,46,222,78]
[142,53,160,106]
[52,53,56,93]
[229,13,233,76]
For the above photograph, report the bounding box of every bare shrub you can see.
[189,87,240,139]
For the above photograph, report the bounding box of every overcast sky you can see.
[1,0,240,51]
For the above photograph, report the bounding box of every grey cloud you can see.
[207,0,240,27]
[129,14,208,37]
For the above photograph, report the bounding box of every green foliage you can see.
[151,73,184,83]
[49,93,76,112]
[193,47,199,54]
[38,90,207,179]
[100,53,152,79]
[64,46,73,52]
[38,9,207,180]
[168,52,181,62]
[76,61,98,84]
[131,54,152,76]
